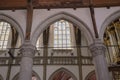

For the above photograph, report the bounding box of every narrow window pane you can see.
[58,40,62,44]
[54,35,58,39]
[54,31,57,34]
[67,36,70,39]
[0,41,3,46]
[5,35,9,40]
[62,35,66,39]
[58,31,62,34]
[0,35,5,40]
[63,40,67,44]
[54,45,57,47]
[54,40,58,44]
[66,31,70,34]
[3,41,7,46]
[59,35,62,39]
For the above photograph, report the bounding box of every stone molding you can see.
[89,39,106,57]
[31,12,94,45]
[20,40,36,58]
[0,14,24,43]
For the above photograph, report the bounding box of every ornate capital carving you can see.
[20,40,36,58]
[89,39,106,57]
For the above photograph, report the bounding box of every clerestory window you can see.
[52,20,72,49]
[0,21,11,50]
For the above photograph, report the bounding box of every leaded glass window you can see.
[0,21,11,50]
[53,20,72,49]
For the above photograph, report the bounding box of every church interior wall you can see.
[0,66,8,80]
[0,10,26,36]
[82,66,95,80]
[94,7,120,34]
[33,66,43,80]
[10,66,20,80]
[46,65,79,80]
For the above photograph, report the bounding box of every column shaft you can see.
[89,39,110,80]
[19,41,36,80]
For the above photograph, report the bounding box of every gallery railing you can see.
[0,46,93,66]
[0,45,119,66]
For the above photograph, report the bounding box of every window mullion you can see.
[1,22,5,50]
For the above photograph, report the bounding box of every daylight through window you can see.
[53,20,72,49]
[0,21,11,50]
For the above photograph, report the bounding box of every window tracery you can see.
[0,21,11,50]
[52,20,72,49]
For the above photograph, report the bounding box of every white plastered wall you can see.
[33,66,43,80]
[0,67,8,80]
[46,65,79,80]
[10,66,20,80]
[94,7,120,34]
[82,66,95,80]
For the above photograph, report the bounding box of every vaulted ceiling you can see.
[0,0,120,10]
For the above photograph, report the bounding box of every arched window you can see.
[0,21,11,50]
[52,20,72,49]
[32,75,37,80]
[85,71,96,80]
[12,72,41,80]
[49,68,77,80]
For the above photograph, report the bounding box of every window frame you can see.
[0,21,11,51]
[53,20,72,50]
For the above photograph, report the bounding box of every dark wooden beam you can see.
[25,0,33,40]
[89,6,99,38]
[0,0,120,10]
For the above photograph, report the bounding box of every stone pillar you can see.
[89,39,110,80]
[19,41,36,80]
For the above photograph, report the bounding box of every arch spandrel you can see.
[0,13,24,44]
[49,67,77,80]
[99,10,120,41]
[31,12,94,46]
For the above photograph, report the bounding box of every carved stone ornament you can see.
[20,40,36,58]
[89,39,106,57]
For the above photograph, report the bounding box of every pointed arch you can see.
[0,13,24,44]
[85,70,96,80]
[12,71,41,80]
[49,67,77,80]
[31,12,94,45]
[99,10,120,41]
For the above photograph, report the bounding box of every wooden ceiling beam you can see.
[0,0,120,10]
[25,0,33,40]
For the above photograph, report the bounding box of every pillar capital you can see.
[19,40,36,80]
[20,40,36,58]
[89,39,110,80]
[89,39,106,57]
